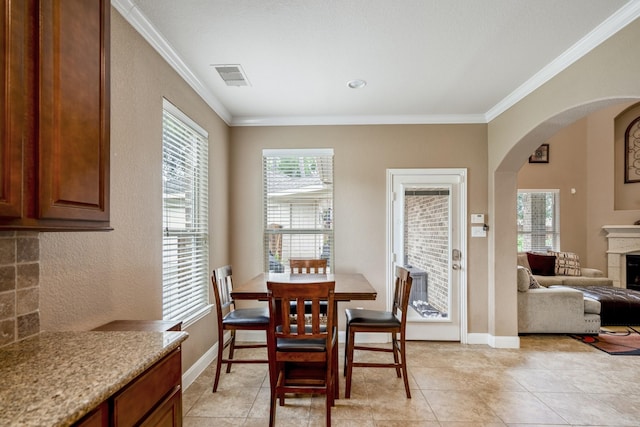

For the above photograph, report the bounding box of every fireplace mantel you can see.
[603,225,640,238]
[602,225,640,287]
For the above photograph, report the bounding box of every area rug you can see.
[572,327,640,355]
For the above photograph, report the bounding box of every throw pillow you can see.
[517,266,542,291]
[527,268,542,288]
[526,252,556,276]
[548,250,581,276]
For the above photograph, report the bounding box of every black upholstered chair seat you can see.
[223,307,270,326]
[277,337,326,352]
[345,308,400,328]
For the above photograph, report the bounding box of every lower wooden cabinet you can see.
[73,347,182,427]
[74,403,108,427]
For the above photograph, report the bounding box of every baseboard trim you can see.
[488,334,520,348]
[183,342,217,390]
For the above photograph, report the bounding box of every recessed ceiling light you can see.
[347,79,367,89]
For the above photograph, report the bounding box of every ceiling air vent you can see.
[213,64,250,87]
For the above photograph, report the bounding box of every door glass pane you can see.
[403,188,449,319]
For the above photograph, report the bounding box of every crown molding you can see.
[111,0,232,125]
[113,0,639,127]
[485,1,640,122]
[231,114,487,127]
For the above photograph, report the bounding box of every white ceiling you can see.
[113,0,640,126]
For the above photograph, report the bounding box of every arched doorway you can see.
[488,98,640,348]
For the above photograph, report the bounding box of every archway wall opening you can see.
[486,17,640,341]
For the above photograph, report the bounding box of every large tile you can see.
[422,390,503,423]
[481,391,567,425]
[535,392,639,426]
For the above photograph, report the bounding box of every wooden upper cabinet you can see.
[0,0,110,230]
[0,0,25,219]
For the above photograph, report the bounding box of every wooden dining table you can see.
[232,272,377,398]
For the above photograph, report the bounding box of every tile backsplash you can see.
[0,232,40,347]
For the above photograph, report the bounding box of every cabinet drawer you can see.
[113,348,181,426]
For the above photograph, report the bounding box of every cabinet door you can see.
[139,387,182,427]
[0,0,25,218]
[74,402,108,427]
[38,0,109,222]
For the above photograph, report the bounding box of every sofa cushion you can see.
[548,250,581,276]
[559,276,613,287]
[527,252,556,276]
[517,252,531,270]
[583,297,601,315]
[534,275,565,287]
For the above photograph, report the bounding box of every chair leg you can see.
[269,381,277,427]
[212,332,225,392]
[344,328,356,398]
[392,335,401,377]
[400,334,411,398]
[226,330,236,373]
[343,323,349,376]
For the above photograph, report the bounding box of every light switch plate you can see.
[471,226,487,237]
[471,214,485,224]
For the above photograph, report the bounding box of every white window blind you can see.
[162,99,209,323]
[263,149,334,273]
[517,190,559,252]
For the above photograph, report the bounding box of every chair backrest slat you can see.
[267,281,335,341]
[212,265,235,319]
[290,258,328,274]
[393,266,413,326]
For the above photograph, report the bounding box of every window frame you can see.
[161,98,211,327]
[262,148,334,273]
[517,189,560,252]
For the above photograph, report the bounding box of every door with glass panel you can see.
[388,169,466,341]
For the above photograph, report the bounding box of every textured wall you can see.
[38,8,229,372]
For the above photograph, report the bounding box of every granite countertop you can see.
[0,330,188,426]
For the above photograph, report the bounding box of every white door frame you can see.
[386,168,468,344]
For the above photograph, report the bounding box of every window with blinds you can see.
[263,149,334,273]
[517,190,559,252]
[162,99,209,324]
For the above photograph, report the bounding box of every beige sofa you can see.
[517,252,613,287]
[517,266,601,334]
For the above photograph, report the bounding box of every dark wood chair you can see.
[289,258,328,274]
[211,265,269,392]
[344,266,413,398]
[289,258,329,316]
[266,280,336,427]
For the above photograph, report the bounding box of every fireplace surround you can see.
[602,225,640,288]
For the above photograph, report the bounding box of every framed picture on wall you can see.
[529,144,549,163]
[625,116,640,183]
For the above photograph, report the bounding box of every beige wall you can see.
[517,103,640,273]
[517,118,588,261]
[38,9,230,371]
[31,8,640,379]
[488,17,640,340]
[229,124,489,333]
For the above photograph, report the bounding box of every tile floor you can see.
[182,335,640,426]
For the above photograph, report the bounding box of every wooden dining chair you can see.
[289,258,328,274]
[266,280,336,427]
[289,258,329,316]
[343,266,413,398]
[211,265,269,392]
